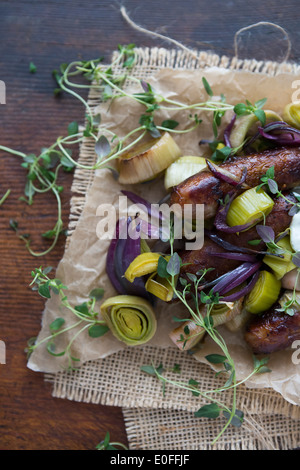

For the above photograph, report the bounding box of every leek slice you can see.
[244,270,281,314]
[283,102,300,129]
[230,110,283,149]
[124,252,161,283]
[117,132,182,184]
[145,272,175,302]
[169,298,243,351]
[263,236,296,279]
[278,290,300,313]
[226,186,274,229]
[164,156,207,190]
[100,295,157,346]
[225,308,252,332]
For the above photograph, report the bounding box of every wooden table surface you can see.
[1,0,300,451]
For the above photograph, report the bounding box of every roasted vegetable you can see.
[169,299,243,351]
[164,156,207,190]
[263,236,296,279]
[229,110,282,148]
[244,270,281,314]
[118,132,182,184]
[124,252,161,283]
[100,295,157,345]
[283,102,300,129]
[226,187,274,229]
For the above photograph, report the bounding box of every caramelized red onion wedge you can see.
[206,160,249,188]
[246,121,300,148]
[106,218,127,294]
[221,270,261,302]
[210,252,258,262]
[106,216,150,299]
[223,114,236,148]
[204,229,281,257]
[212,261,262,295]
[121,190,164,221]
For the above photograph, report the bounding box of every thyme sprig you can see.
[0,189,11,206]
[96,431,128,451]
[141,234,271,445]
[1,44,265,257]
[26,267,109,370]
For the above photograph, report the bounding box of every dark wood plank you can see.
[0,0,300,450]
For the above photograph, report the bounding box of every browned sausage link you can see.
[179,194,294,283]
[170,147,300,219]
[244,309,300,354]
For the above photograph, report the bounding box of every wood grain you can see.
[0,0,300,450]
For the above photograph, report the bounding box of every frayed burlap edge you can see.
[44,48,300,449]
[123,406,300,450]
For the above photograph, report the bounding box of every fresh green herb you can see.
[234,98,267,126]
[257,166,300,217]
[26,267,109,369]
[96,432,128,451]
[276,269,300,316]
[202,77,213,97]
[29,62,37,74]
[141,230,271,446]
[1,44,246,256]
[255,224,285,255]
[0,189,11,207]
[210,143,232,162]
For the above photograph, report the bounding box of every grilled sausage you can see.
[170,147,300,219]
[179,195,294,282]
[244,308,300,354]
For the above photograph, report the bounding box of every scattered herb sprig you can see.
[96,431,128,451]
[141,230,271,446]
[1,45,268,256]
[26,267,109,370]
[0,189,11,207]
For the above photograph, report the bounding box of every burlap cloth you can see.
[42,47,300,450]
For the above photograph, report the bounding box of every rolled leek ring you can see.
[124,252,161,283]
[263,236,296,279]
[244,270,281,314]
[100,295,157,345]
[226,186,274,229]
[230,110,283,149]
[145,272,175,302]
[164,156,207,190]
[283,102,300,129]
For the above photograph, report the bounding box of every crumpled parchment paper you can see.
[27,65,300,406]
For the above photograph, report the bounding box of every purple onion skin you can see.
[206,160,240,187]
[220,270,261,302]
[212,262,261,295]
[106,219,127,294]
[106,216,151,299]
[223,114,236,148]
[121,190,163,221]
[245,121,300,149]
[219,262,261,295]
[210,252,257,263]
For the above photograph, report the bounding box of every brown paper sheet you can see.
[27,62,300,407]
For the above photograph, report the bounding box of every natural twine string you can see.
[120,6,292,64]
[120,6,199,60]
[233,21,291,62]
